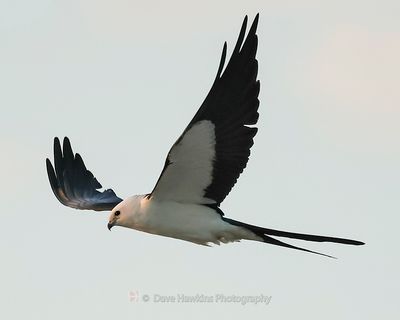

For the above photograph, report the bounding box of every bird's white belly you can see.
[128,198,252,245]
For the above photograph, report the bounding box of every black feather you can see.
[223,217,364,258]
[151,14,261,205]
[46,137,122,211]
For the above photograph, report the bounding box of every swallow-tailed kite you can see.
[46,14,364,258]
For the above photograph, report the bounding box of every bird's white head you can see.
[107,195,143,230]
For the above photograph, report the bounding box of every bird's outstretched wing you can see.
[46,137,122,211]
[150,14,260,206]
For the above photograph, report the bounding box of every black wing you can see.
[46,137,122,211]
[150,15,260,206]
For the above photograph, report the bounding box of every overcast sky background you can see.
[1,0,399,319]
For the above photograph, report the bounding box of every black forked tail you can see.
[222,217,365,258]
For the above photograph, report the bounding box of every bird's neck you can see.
[124,194,151,230]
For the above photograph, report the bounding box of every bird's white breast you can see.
[124,196,259,245]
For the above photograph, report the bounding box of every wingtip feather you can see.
[233,15,248,53]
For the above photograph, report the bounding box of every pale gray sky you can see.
[1,0,399,319]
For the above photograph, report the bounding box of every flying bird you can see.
[46,14,364,258]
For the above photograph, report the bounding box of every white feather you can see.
[111,195,262,245]
[151,120,216,204]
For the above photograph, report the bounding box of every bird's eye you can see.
[115,210,121,216]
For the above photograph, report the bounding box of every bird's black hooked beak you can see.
[108,214,119,231]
